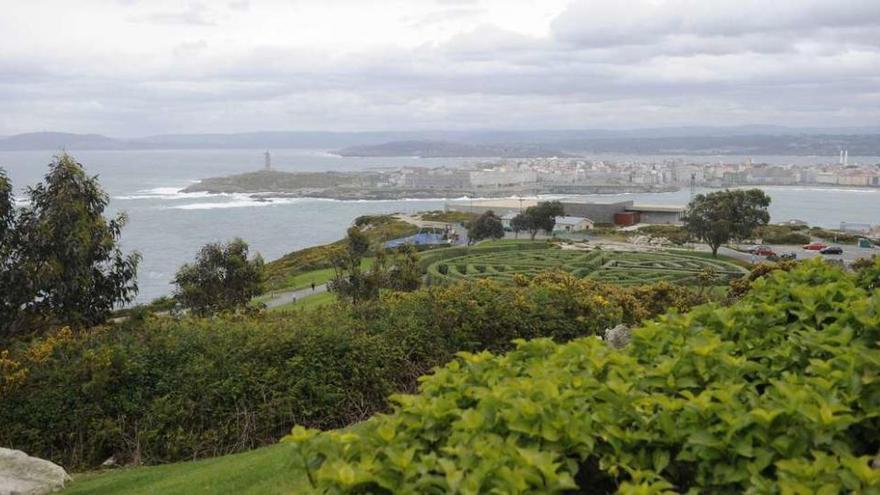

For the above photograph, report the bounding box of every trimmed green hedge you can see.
[426,247,747,286]
[419,241,552,273]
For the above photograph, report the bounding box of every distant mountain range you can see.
[336,140,572,158]
[2,128,879,156]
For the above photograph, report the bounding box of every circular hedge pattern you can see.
[428,248,747,285]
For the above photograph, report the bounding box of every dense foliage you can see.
[466,210,504,245]
[684,188,771,256]
[419,210,478,224]
[810,227,863,245]
[754,225,812,245]
[330,228,392,304]
[727,260,798,299]
[287,258,880,493]
[635,225,691,245]
[0,274,704,469]
[263,216,417,291]
[173,238,265,315]
[0,155,140,338]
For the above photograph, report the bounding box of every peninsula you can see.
[182,169,676,199]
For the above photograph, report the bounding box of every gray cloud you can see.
[132,2,216,26]
[1,0,880,135]
[552,0,880,47]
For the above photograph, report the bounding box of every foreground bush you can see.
[0,274,704,469]
[287,259,880,493]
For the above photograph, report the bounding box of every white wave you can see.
[169,196,309,210]
[114,185,218,201]
[750,186,879,194]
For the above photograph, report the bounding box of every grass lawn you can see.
[273,258,373,293]
[269,291,336,312]
[63,443,307,495]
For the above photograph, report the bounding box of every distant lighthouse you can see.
[264,150,272,171]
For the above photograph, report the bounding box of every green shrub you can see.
[810,227,860,244]
[755,225,812,245]
[0,312,393,468]
[636,224,691,244]
[0,274,707,470]
[418,211,478,224]
[264,216,418,290]
[287,259,880,493]
[854,255,880,290]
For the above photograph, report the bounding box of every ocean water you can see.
[1,149,879,303]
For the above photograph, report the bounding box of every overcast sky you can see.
[2,0,879,136]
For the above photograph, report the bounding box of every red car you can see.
[803,242,828,251]
[749,246,776,256]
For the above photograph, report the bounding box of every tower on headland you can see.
[264,150,272,171]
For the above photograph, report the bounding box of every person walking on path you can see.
[311,282,316,291]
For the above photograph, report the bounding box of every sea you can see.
[1,149,879,303]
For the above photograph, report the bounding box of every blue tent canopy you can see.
[384,231,449,248]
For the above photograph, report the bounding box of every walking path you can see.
[262,283,327,309]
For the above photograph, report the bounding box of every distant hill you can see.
[2,128,880,154]
[340,135,880,157]
[0,132,128,150]
[557,134,880,156]
[336,140,572,158]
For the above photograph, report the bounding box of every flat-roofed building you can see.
[446,199,684,226]
[560,200,634,224]
[554,216,593,232]
[445,198,537,216]
[626,204,685,225]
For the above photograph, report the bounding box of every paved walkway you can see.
[262,283,327,309]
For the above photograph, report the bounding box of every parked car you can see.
[748,245,775,256]
[803,242,828,251]
[767,252,797,262]
[820,246,843,255]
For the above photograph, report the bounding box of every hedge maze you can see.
[427,248,747,285]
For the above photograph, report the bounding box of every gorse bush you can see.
[635,224,690,245]
[0,273,704,469]
[286,259,880,493]
[0,313,395,468]
[264,215,417,291]
[754,225,811,245]
[810,227,861,245]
